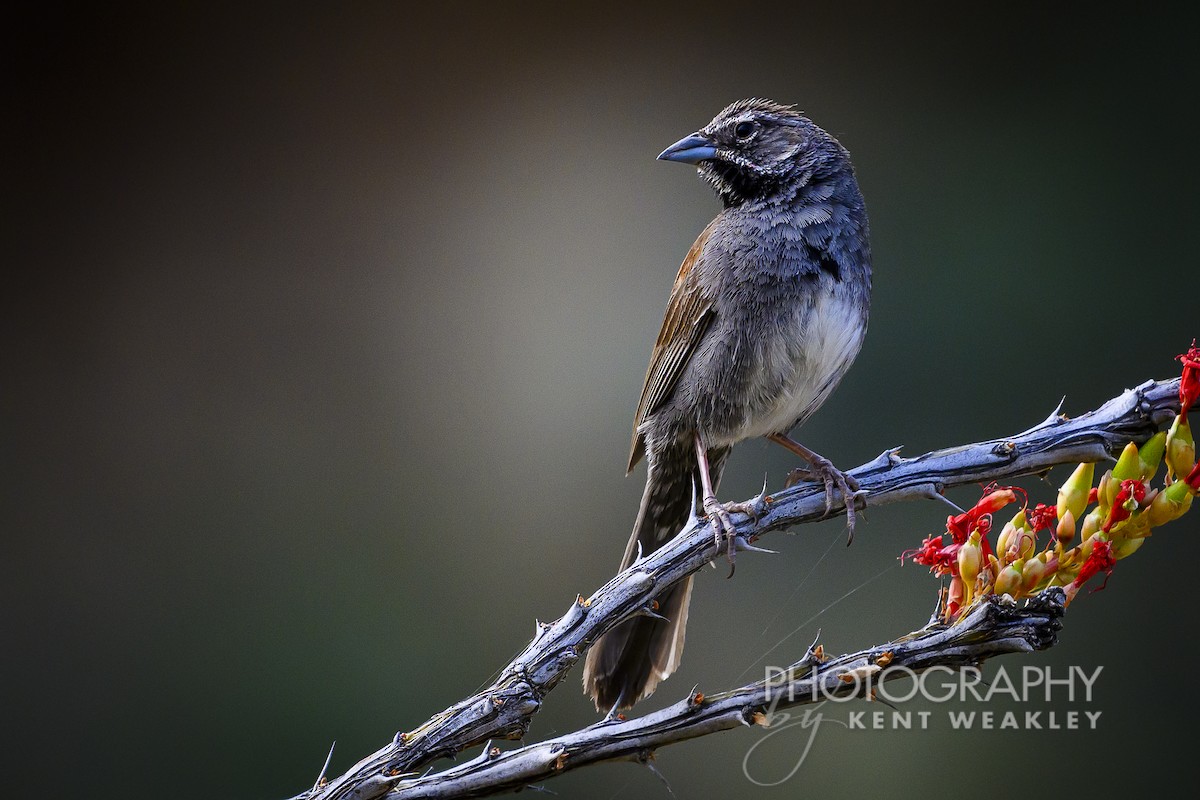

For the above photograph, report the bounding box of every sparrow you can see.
[582,98,872,712]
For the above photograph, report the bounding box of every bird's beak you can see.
[657,132,718,164]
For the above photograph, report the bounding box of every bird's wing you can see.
[627,221,718,472]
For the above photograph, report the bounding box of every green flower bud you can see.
[957,530,983,607]
[1112,536,1145,560]
[994,561,1023,598]
[1146,479,1194,527]
[1166,416,1196,481]
[1056,462,1094,524]
[1099,469,1116,509]
[1138,431,1167,482]
[995,521,1018,564]
[1111,442,1141,483]
[1021,556,1046,594]
[1055,509,1076,547]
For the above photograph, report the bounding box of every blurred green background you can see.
[7,4,1198,798]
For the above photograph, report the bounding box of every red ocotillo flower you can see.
[1179,341,1200,423]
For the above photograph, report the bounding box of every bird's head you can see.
[658,98,849,207]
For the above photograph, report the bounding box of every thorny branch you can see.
[299,378,1186,800]
[387,591,1065,798]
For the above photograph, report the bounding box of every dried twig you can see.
[387,590,1065,798]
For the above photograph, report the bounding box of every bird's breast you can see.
[727,285,867,442]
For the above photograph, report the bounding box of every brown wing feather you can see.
[627,222,717,472]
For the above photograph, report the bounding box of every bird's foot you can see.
[722,480,770,523]
[701,483,772,575]
[702,494,740,564]
[786,456,864,545]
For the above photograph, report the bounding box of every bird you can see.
[582,98,872,712]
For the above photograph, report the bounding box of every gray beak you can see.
[657,132,718,164]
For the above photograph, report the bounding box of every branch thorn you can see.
[733,535,778,555]
[635,600,671,623]
[310,740,335,795]
[920,485,965,514]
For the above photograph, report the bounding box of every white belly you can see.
[734,291,865,441]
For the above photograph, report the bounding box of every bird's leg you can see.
[694,435,738,563]
[767,433,863,544]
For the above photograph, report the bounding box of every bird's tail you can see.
[583,442,728,711]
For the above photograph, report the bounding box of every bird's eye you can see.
[734,120,757,140]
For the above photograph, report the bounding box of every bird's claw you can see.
[789,456,863,545]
